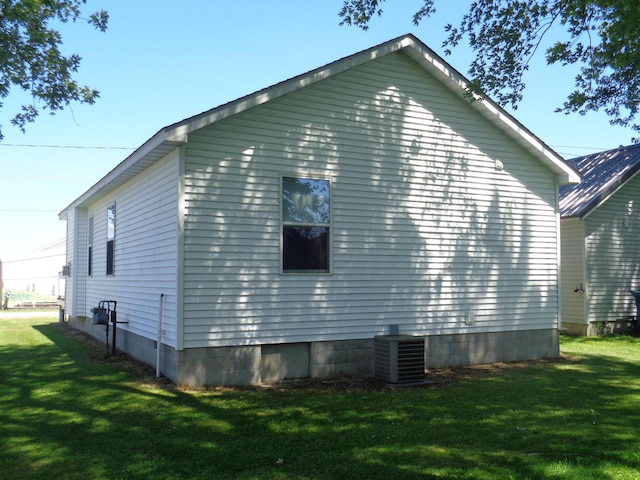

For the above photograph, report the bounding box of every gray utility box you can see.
[374,335,425,384]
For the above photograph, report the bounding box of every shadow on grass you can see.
[1,321,640,479]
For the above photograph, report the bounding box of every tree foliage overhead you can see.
[0,0,108,140]
[339,0,640,138]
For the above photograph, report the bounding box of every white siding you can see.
[585,173,640,322]
[81,150,181,347]
[63,209,77,316]
[181,52,560,348]
[560,217,586,325]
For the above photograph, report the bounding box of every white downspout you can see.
[156,293,165,377]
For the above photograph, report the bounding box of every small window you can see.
[282,176,330,273]
[88,216,94,276]
[106,204,115,275]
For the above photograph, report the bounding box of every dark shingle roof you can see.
[559,144,640,218]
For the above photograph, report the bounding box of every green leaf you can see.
[0,0,109,141]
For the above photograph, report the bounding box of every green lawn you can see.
[1,317,640,479]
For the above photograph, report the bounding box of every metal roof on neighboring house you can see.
[559,144,640,218]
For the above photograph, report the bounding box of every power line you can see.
[4,275,61,281]
[0,142,625,152]
[0,209,59,212]
[0,143,134,150]
[550,144,615,151]
[2,254,66,264]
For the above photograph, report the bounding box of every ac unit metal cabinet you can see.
[374,335,425,384]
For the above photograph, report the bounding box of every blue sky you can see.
[0,1,634,261]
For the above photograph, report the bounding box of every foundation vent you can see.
[374,335,425,384]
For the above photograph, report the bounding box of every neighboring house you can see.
[560,144,640,335]
[59,34,579,386]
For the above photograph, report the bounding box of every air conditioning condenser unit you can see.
[374,334,426,385]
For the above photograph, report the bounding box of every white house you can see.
[59,34,579,386]
[560,144,640,335]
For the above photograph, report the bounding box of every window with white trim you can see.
[88,216,94,276]
[281,176,330,273]
[106,204,115,275]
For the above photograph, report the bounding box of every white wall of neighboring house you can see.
[560,217,587,332]
[583,173,640,324]
[560,147,640,336]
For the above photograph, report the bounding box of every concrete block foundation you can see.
[68,317,559,387]
[424,329,559,368]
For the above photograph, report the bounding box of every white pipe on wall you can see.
[156,293,164,378]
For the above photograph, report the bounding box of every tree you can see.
[339,0,640,139]
[0,0,108,140]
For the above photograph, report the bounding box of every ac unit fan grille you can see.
[374,335,425,384]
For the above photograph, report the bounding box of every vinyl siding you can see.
[81,150,180,347]
[182,52,560,348]
[585,173,640,322]
[64,208,80,316]
[560,217,586,325]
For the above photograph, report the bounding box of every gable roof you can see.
[60,33,579,218]
[559,144,640,219]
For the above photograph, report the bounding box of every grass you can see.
[1,318,640,479]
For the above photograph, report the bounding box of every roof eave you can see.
[58,129,186,219]
[399,37,580,185]
[163,36,416,138]
[60,36,421,220]
[60,33,580,219]
[470,99,581,185]
[561,148,640,220]
[580,169,640,220]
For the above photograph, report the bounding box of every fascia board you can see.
[60,34,580,219]
[165,38,412,138]
[58,39,409,219]
[171,33,580,186]
[399,37,580,185]
[58,130,184,218]
[580,168,640,220]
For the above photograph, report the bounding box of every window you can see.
[281,176,330,272]
[106,204,115,275]
[88,216,94,276]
